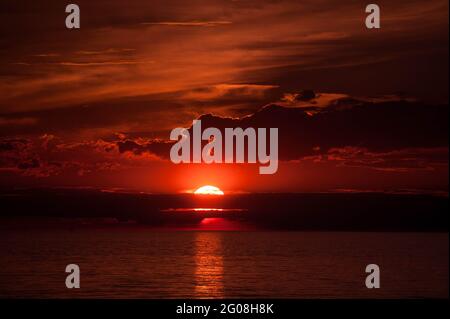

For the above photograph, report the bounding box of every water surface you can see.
[0,228,448,298]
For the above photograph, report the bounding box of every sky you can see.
[0,0,448,193]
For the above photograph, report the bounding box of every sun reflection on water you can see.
[194,232,224,298]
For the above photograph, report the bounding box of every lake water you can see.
[0,226,448,298]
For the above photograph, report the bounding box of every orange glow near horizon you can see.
[194,185,225,195]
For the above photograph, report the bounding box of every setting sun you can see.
[194,185,224,196]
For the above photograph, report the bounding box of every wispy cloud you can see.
[32,53,60,58]
[141,21,232,27]
[76,48,136,55]
[57,60,153,67]
[12,60,153,67]
[1,0,448,121]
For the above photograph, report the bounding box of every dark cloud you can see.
[295,90,316,102]
[0,138,30,152]
[2,94,448,176]
[306,147,449,172]
[185,98,448,160]
[114,96,448,171]
[117,139,172,158]
[0,135,121,177]
[0,85,280,137]
[17,158,40,170]
[0,97,187,137]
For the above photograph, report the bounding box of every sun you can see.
[194,185,224,195]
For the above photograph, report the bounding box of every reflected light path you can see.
[194,232,224,298]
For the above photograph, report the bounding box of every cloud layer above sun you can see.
[1,93,447,192]
[0,0,448,192]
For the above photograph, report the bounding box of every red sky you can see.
[0,0,448,193]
